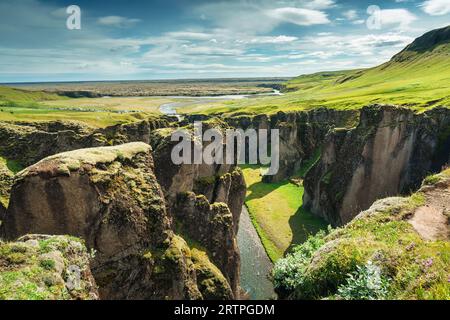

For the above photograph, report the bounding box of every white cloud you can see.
[301,0,336,10]
[420,0,450,16]
[250,35,299,44]
[377,9,418,30]
[266,7,330,26]
[97,16,141,28]
[343,10,358,20]
[194,1,331,34]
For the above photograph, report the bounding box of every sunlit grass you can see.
[241,164,327,262]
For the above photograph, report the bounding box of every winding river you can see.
[158,91,279,300]
[159,90,281,116]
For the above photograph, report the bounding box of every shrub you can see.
[337,261,390,300]
[272,230,327,294]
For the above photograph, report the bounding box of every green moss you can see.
[40,259,56,271]
[21,142,150,178]
[191,248,232,300]
[0,235,96,300]
[321,171,333,185]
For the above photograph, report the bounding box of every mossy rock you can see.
[0,235,98,300]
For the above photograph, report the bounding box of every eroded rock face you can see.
[149,127,246,297]
[0,234,99,300]
[173,193,240,294]
[0,143,234,300]
[213,109,358,183]
[304,105,450,226]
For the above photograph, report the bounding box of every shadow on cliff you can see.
[287,205,328,253]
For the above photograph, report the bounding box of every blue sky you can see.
[0,0,449,82]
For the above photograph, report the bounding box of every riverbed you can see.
[237,206,276,300]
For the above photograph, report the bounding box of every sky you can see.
[0,0,449,83]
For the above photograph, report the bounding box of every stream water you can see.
[158,91,279,300]
[237,206,276,300]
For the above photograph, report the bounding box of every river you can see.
[237,206,276,300]
[159,90,281,115]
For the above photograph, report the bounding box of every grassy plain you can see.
[0,87,178,127]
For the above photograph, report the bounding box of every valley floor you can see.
[241,164,327,262]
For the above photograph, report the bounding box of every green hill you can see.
[183,25,450,115]
[0,86,62,103]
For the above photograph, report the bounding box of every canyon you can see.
[0,101,448,299]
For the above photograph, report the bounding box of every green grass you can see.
[0,86,63,102]
[242,163,327,262]
[0,102,155,127]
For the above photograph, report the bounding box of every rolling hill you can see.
[183,25,450,115]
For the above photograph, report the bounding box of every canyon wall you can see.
[187,108,358,183]
[303,105,450,226]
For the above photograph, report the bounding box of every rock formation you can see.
[149,127,246,295]
[304,105,450,226]
[187,108,357,183]
[0,143,236,299]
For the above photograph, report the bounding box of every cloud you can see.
[300,0,336,10]
[372,8,418,30]
[343,10,358,20]
[194,1,331,34]
[97,16,141,28]
[266,7,330,26]
[420,0,450,16]
[250,35,299,44]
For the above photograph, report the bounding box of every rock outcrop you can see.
[304,105,450,226]
[0,143,235,299]
[149,127,246,296]
[173,193,240,294]
[0,234,99,300]
[0,117,173,167]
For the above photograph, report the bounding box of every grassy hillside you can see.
[0,86,62,102]
[273,169,450,300]
[181,26,450,116]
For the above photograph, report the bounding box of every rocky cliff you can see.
[0,143,239,300]
[0,117,173,168]
[0,117,246,299]
[187,108,357,183]
[149,127,246,295]
[304,105,450,226]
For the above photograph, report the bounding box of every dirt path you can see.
[408,179,450,241]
